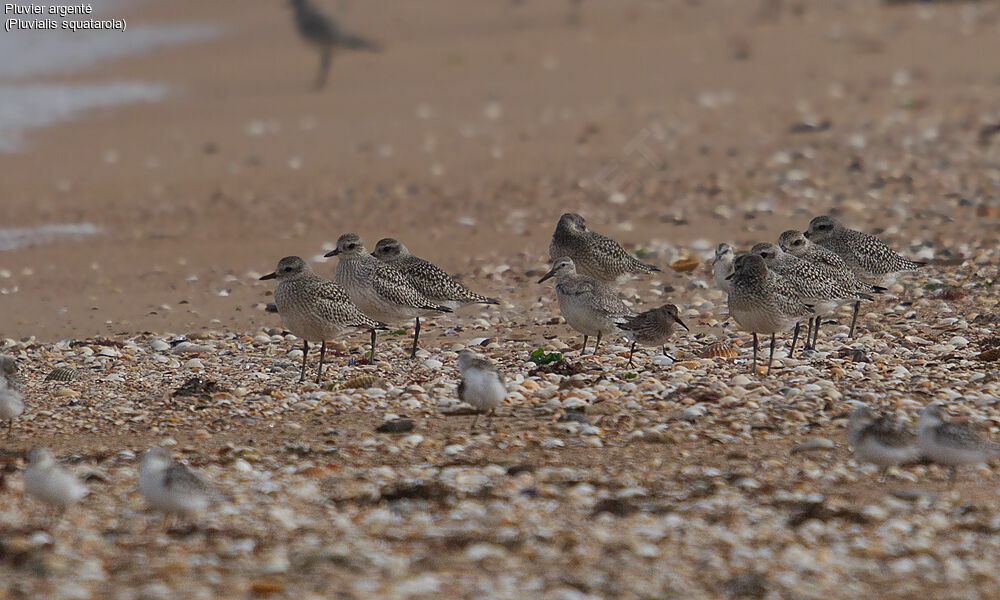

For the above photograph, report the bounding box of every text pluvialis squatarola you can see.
[726,254,813,375]
[616,304,689,367]
[326,234,453,360]
[260,256,386,384]
[751,241,874,354]
[288,0,381,91]
[713,243,735,295]
[548,213,659,283]
[0,355,24,434]
[918,402,1000,484]
[847,406,919,477]
[139,447,211,523]
[373,237,499,356]
[457,349,506,430]
[538,256,633,354]
[24,448,87,518]
[805,215,925,336]
[779,229,886,345]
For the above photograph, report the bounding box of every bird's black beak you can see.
[324,249,339,257]
[537,268,557,284]
[260,272,277,280]
[725,272,734,281]
[802,230,811,238]
[675,316,689,331]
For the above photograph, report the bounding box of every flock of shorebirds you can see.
[0,211,994,526]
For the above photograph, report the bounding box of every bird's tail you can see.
[341,33,381,52]
[424,304,453,313]
[903,259,927,270]
[641,262,661,273]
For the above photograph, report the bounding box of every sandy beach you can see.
[2,0,1000,598]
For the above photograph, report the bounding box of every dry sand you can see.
[2,0,1000,598]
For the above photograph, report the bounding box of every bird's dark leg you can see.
[752,332,758,373]
[594,332,602,354]
[411,317,421,359]
[849,301,860,338]
[299,340,309,383]
[470,413,479,431]
[582,335,589,355]
[812,316,821,349]
[316,341,326,385]
[486,408,495,429]
[803,317,814,350]
[315,45,332,90]
[627,341,636,368]
[789,322,800,359]
[369,329,377,362]
[948,466,957,487]
[767,333,776,375]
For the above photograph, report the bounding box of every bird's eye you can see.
[348,243,357,249]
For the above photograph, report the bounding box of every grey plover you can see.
[289,0,381,91]
[778,229,885,344]
[847,406,919,475]
[726,253,813,374]
[750,241,874,354]
[538,256,633,354]
[139,447,211,521]
[616,304,689,367]
[260,256,385,383]
[805,215,925,336]
[325,233,453,359]
[457,349,506,430]
[0,355,24,434]
[918,402,1000,484]
[24,448,87,517]
[372,237,499,355]
[713,243,735,295]
[548,213,659,283]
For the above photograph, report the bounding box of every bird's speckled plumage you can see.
[805,215,925,287]
[918,402,1000,469]
[548,213,659,282]
[372,238,499,308]
[847,407,919,468]
[617,304,688,347]
[327,234,453,323]
[713,243,735,295]
[779,230,882,293]
[750,242,873,311]
[727,254,813,335]
[538,257,633,347]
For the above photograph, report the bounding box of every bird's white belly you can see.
[558,295,618,337]
[462,370,505,411]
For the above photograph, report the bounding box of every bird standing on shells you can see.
[457,349,506,430]
[24,448,87,520]
[713,243,735,295]
[616,304,689,368]
[538,256,633,355]
[326,233,453,360]
[918,402,1000,484]
[139,447,212,525]
[372,237,499,357]
[288,0,381,91]
[726,254,813,375]
[846,406,919,477]
[260,256,385,384]
[750,242,875,355]
[0,355,24,434]
[804,215,925,337]
[778,229,884,347]
[548,213,659,283]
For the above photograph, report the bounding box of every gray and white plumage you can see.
[457,350,506,429]
[617,304,688,348]
[847,407,919,468]
[713,243,735,295]
[727,254,813,337]
[262,256,384,343]
[372,238,499,308]
[139,447,211,517]
[0,355,24,433]
[289,0,381,90]
[538,257,633,349]
[778,230,884,294]
[750,242,873,313]
[804,215,925,287]
[548,213,659,283]
[326,234,453,323]
[24,448,86,511]
[918,402,1000,469]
